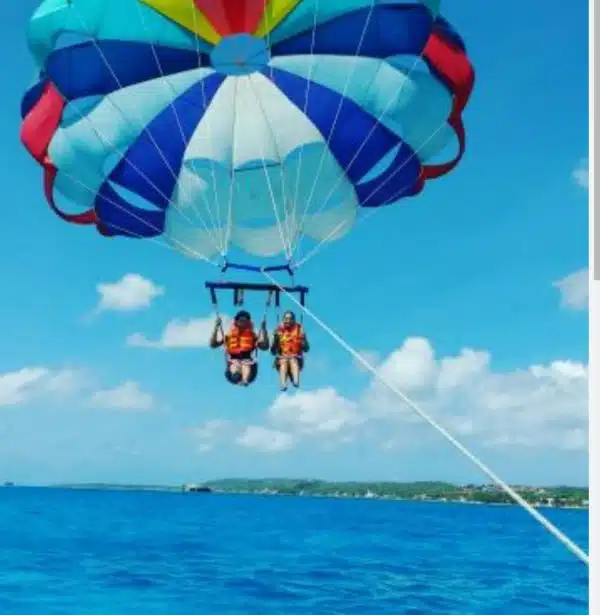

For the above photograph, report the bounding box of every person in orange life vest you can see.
[209,310,269,386]
[270,311,309,391]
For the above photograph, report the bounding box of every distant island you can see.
[40,479,589,509]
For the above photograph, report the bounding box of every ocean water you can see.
[0,488,588,614]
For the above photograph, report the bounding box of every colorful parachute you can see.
[21,0,474,270]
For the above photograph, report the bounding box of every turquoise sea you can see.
[0,487,588,614]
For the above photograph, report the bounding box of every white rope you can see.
[187,0,228,255]
[242,75,293,260]
[223,77,239,250]
[45,158,221,267]
[261,270,590,566]
[289,1,378,255]
[245,75,295,256]
[288,0,321,251]
[290,83,463,271]
[287,13,455,263]
[68,5,205,230]
[134,1,226,255]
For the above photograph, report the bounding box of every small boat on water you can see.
[182,484,212,493]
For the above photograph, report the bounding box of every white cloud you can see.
[437,349,491,390]
[553,268,589,311]
[377,337,438,391]
[128,314,227,349]
[0,367,85,407]
[572,157,589,189]
[194,331,588,459]
[96,274,164,313]
[354,350,381,372]
[360,336,588,451]
[268,387,360,435]
[236,426,295,453]
[189,419,233,452]
[89,381,154,411]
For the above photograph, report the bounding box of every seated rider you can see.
[210,310,269,386]
[271,311,309,391]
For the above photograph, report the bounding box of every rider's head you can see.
[282,311,296,327]
[234,310,252,329]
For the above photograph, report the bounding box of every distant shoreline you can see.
[3,479,589,510]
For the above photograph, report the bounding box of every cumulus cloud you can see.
[268,387,361,435]
[88,381,154,411]
[189,419,233,452]
[128,314,228,349]
[0,367,85,407]
[236,426,295,453]
[361,337,588,452]
[354,350,381,372]
[95,274,164,313]
[376,337,438,392]
[181,335,588,459]
[553,268,589,311]
[572,157,589,189]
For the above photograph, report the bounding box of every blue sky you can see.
[0,0,590,487]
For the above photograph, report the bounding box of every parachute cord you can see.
[64,2,226,259]
[187,0,228,254]
[33,148,221,267]
[288,0,321,237]
[134,0,226,254]
[243,77,293,259]
[287,0,378,256]
[261,270,590,567]
[68,6,211,237]
[224,77,240,255]
[291,102,460,271]
[262,290,274,327]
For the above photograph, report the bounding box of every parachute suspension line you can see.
[292,103,460,270]
[261,271,590,566]
[68,6,212,241]
[50,161,221,267]
[293,207,379,270]
[288,0,321,240]
[242,76,293,261]
[287,0,378,256]
[245,75,295,257]
[46,78,200,238]
[245,0,297,261]
[188,0,229,256]
[290,41,436,265]
[223,78,240,255]
[290,63,388,260]
[132,2,226,256]
[45,33,216,253]
[261,289,275,328]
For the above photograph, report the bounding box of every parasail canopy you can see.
[21,0,475,271]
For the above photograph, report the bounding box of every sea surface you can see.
[0,487,589,614]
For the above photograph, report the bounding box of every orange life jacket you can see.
[226,323,257,355]
[277,323,304,356]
